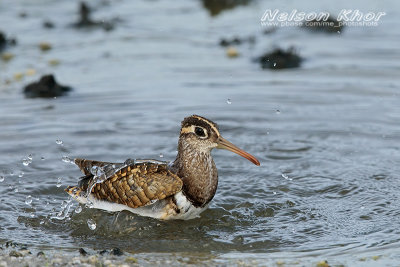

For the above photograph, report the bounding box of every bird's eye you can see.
[194,127,206,137]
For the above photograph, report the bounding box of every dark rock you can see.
[0,31,17,51]
[23,74,72,98]
[43,20,55,29]
[263,28,277,35]
[79,248,88,256]
[303,17,344,33]
[98,249,108,255]
[201,0,252,16]
[19,12,28,18]
[219,36,255,47]
[257,48,302,70]
[9,250,23,257]
[72,2,115,31]
[37,251,45,257]
[0,32,6,50]
[111,247,123,256]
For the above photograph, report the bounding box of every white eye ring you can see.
[194,126,208,139]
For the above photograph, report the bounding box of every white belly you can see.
[74,191,208,220]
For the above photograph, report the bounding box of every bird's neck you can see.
[170,139,218,207]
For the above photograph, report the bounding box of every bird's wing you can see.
[68,159,183,209]
[74,158,124,176]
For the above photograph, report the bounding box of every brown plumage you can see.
[66,115,260,220]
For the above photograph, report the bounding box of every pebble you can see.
[1,52,14,62]
[111,248,123,256]
[39,42,52,51]
[8,251,22,257]
[316,260,330,267]
[79,248,88,256]
[226,47,239,58]
[23,74,72,98]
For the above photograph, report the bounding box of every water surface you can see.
[0,0,400,265]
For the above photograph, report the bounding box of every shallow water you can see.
[1,0,400,264]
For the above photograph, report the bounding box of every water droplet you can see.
[337,30,341,34]
[281,173,290,180]
[56,139,63,145]
[56,177,62,188]
[14,188,19,193]
[226,99,232,104]
[86,200,94,209]
[27,154,33,161]
[25,195,32,205]
[22,159,30,166]
[62,156,71,163]
[75,205,82,214]
[87,219,96,230]
[273,191,277,195]
[266,131,270,135]
[0,176,4,182]
[276,109,281,114]
[18,172,24,178]
[159,153,164,158]
[273,62,277,67]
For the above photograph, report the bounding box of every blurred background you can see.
[0,0,399,265]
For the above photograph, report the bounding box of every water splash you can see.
[22,159,30,166]
[87,219,96,230]
[281,173,293,181]
[51,198,73,220]
[18,172,24,178]
[0,176,4,182]
[56,177,62,188]
[276,109,281,114]
[62,156,72,163]
[56,139,63,145]
[159,153,164,158]
[25,195,32,205]
[75,205,82,214]
[226,99,232,104]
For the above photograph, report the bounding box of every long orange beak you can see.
[216,136,260,166]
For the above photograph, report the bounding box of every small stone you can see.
[111,247,123,256]
[99,250,108,255]
[19,249,31,256]
[43,20,55,29]
[48,59,60,66]
[1,52,14,62]
[79,248,88,256]
[9,250,23,257]
[14,72,24,81]
[51,258,63,265]
[26,69,36,76]
[226,47,239,58]
[39,42,52,51]
[88,255,98,264]
[72,257,81,265]
[125,257,138,263]
[316,260,330,267]
[103,259,112,265]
